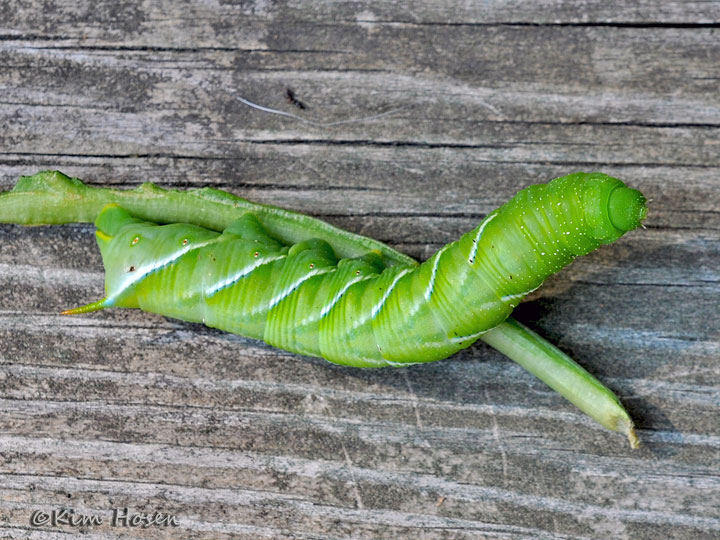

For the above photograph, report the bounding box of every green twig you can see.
[482,319,638,448]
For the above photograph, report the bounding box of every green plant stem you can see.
[482,319,638,448]
[0,171,638,446]
[1,171,416,267]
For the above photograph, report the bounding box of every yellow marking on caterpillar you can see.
[95,230,112,242]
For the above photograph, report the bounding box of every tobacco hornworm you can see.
[0,170,647,445]
[62,172,646,368]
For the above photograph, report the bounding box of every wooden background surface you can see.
[1,2,718,539]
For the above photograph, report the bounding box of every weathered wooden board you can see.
[0,1,718,539]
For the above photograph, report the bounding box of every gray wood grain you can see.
[0,1,718,539]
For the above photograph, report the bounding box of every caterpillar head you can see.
[580,173,648,244]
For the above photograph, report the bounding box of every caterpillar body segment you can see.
[67,173,646,368]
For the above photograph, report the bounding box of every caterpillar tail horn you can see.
[61,298,109,316]
[61,204,138,315]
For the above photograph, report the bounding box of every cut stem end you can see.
[625,424,640,449]
[481,319,638,447]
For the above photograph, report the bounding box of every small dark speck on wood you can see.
[285,87,306,110]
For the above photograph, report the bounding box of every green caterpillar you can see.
[0,170,647,445]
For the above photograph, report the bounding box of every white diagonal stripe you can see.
[468,212,498,263]
[205,254,287,297]
[267,267,336,309]
[319,274,375,318]
[424,245,449,302]
[370,268,412,318]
